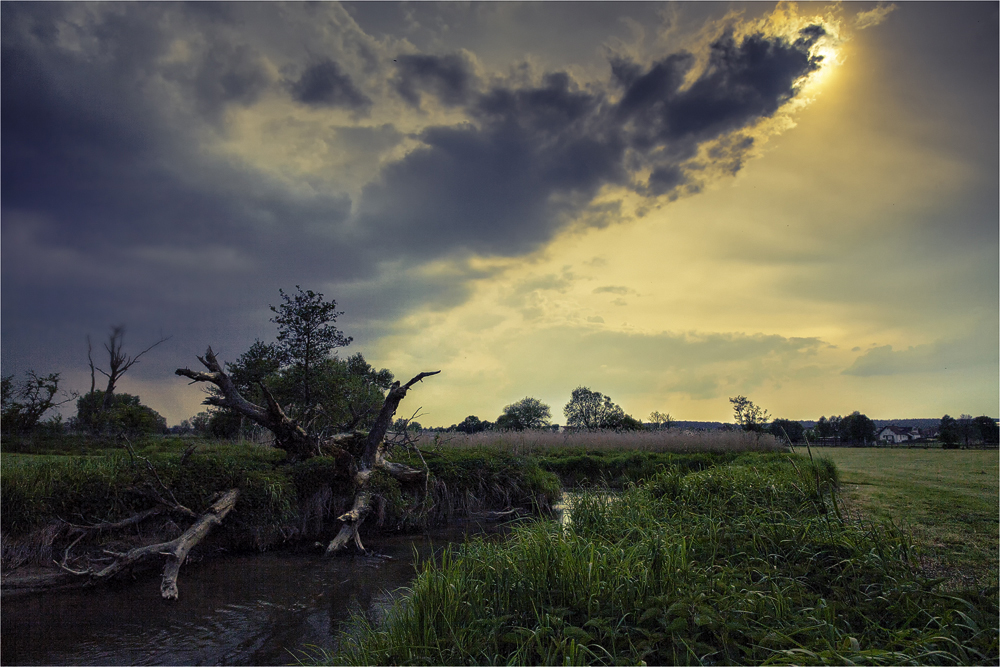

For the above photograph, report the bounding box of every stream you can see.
[2,521,508,666]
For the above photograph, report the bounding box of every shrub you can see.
[72,391,167,436]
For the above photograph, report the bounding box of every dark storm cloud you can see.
[613,26,823,189]
[357,27,824,254]
[0,3,389,391]
[290,59,372,111]
[356,70,625,256]
[172,42,272,119]
[393,53,477,108]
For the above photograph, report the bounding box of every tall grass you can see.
[426,428,785,455]
[328,452,998,666]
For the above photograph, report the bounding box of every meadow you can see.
[813,447,999,592]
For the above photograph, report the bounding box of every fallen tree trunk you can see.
[177,348,438,555]
[58,489,240,600]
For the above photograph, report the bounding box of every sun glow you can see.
[804,38,843,91]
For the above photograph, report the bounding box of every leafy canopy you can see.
[564,387,629,430]
[73,390,167,436]
[270,286,353,413]
[496,397,551,431]
[840,411,876,444]
[201,288,393,437]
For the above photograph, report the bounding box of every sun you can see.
[803,39,843,91]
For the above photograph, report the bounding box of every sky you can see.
[2,2,997,428]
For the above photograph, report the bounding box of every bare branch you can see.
[176,347,317,460]
[362,371,441,469]
[95,325,171,410]
[122,435,197,519]
[87,335,96,394]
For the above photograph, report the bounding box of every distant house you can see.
[878,424,920,444]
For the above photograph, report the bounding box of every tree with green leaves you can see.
[648,410,674,430]
[815,415,838,440]
[972,416,999,446]
[73,390,168,436]
[564,387,626,430]
[730,395,770,433]
[270,286,353,419]
[497,397,551,431]
[939,414,960,449]
[769,418,804,443]
[840,411,876,445]
[454,415,488,433]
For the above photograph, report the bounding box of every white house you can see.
[878,425,920,444]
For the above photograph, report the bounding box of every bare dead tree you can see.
[176,347,439,554]
[87,335,96,394]
[46,346,437,598]
[94,326,171,411]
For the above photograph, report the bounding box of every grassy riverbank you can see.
[1,436,560,571]
[813,447,999,592]
[327,452,998,666]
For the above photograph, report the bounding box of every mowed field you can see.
[815,447,999,591]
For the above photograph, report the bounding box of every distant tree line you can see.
[427,386,651,434]
[4,294,997,455]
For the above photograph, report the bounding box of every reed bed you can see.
[425,428,785,455]
[328,452,998,666]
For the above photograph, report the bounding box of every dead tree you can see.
[56,489,240,600]
[95,326,171,411]
[176,347,438,554]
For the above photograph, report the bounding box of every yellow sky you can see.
[363,17,998,425]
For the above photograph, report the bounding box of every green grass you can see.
[531,449,745,488]
[1,439,561,569]
[325,452,998,665]
[814,448,999,592]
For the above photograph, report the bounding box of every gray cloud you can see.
[356,27,825,257]
[842,329,998,377]
[594,286,630,295]
[394,53,478,108]
[290,59,372,111]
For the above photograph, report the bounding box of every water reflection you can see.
[2,521,504,666]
